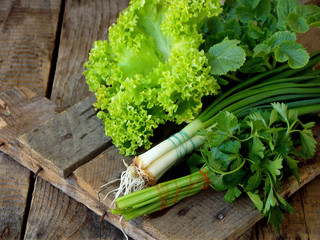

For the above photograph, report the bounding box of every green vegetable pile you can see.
[84,0,222,155]
[83,0,320,234]
[84,0,320,156]
[203,0,320,77]
[198,103,316,231]
[112,103,318,231]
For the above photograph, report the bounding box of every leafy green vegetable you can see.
[198,103,317,231]
[111,102,318,231]
[206,39,246,75]
[202,0,320,77]
[84,0,222,155]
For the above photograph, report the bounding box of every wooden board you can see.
[0,0,62,238]
[0,87,155,240]
[0,87,58,140]
[6,1,134,239]
[1,87,320,240]
[24,177,127,240]
[18,94,111,178]
[50,0,130,108]
[0,0,62,96]
[0,153,30,240]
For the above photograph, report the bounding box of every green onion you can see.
[112,51,320,205]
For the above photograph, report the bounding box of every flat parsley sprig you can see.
[199,103,317,232]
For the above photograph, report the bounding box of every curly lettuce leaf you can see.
[84,0,222,155]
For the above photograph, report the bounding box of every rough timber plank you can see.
[24,178,127,240]
[0,0,62,96]
[17,94,111,178]
[73,126,320,240]
[0,87,57,239]
[24,0,131,238]
[26,0,130,239]
[0,153,31,240]
[0,87,57,140]
[50,0,130,108]
[1,137,152,240]
[74,145,130,206]
[0,89,154,240]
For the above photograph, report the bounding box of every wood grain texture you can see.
[2,133,154,240]
[50,0,130,108]
[0,87,57,141]
[20,1,131,239]
[74,145,130,206]
[0,88,153,240]
[0,0,62,96]
[24,177,127,240]
[18,94,111,178]
[0,152,30,240]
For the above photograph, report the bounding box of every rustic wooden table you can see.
[0,0,319,239]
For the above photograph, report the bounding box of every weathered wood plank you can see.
[300,176,320,239]
[24,0,130,238]
[73,125,320,240]
[0,1,62,238]
[17,94,111,178]
[23,0,132,238]
[0,88,155,240]
[0,0,62,96]
[0,87,58,140]
[74,145,129,206]
[50,0,130,108]
[24,178,127,240]
[0,153,30,240]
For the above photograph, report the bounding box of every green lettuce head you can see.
[84,0,222,155]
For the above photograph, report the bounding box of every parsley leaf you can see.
[284,155,300,183]
[247,192,264,212]
[249,137,265,160]
[224,186,242,202]
[246,170,262,191]
[266,155,283,182]
[300,128,317,157]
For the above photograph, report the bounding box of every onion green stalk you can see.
[112,51,320,200]
[112,166,213,220]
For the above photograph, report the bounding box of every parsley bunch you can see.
[199,103,317,231]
